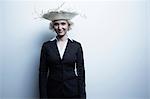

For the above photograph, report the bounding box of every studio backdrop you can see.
[0,0,150,99]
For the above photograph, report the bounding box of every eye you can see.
[61,22,66,25]
[53,23,59,26]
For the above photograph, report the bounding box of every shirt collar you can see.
[50,36,73,42]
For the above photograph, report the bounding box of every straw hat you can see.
[42,10,78,21]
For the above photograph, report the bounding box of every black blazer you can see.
[39,39,86,98]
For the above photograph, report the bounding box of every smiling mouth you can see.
[58,31,63,33]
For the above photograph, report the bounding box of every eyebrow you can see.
[53,22,67,25]
[61,22,66,24]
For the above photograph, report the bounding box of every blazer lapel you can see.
[61,39,72,61]
[51,40,62,61]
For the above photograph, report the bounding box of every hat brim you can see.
[42,11,78,21]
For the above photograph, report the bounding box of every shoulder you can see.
[71,39,83,48]
[72,39,81,45]
[43,40,52,45]
[42,40,55,48]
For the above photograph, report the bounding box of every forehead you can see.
[52,20,68,23]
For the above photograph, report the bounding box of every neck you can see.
[57,34,68,41]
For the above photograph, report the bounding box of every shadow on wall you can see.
[38,30,56,44]
[26,30,56,98]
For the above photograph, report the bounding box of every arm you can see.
[39,43,48,98]
[76,43,86,99]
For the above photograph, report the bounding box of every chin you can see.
[58,33,64,36]
[58,32,66,36]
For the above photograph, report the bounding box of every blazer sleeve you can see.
[76,43,86,99]
[39,43,48,98]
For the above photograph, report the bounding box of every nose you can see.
[58,24,62,30]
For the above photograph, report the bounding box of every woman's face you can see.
[52,20,69,37]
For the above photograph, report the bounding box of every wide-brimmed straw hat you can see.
[42,10,78,21]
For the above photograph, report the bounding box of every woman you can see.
[39,10,86,99]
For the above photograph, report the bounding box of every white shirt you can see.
[50,36,73,59]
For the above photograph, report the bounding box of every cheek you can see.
[64,25,69,30]
[53,26,58,30]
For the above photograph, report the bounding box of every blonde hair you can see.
[49,20,74,31]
